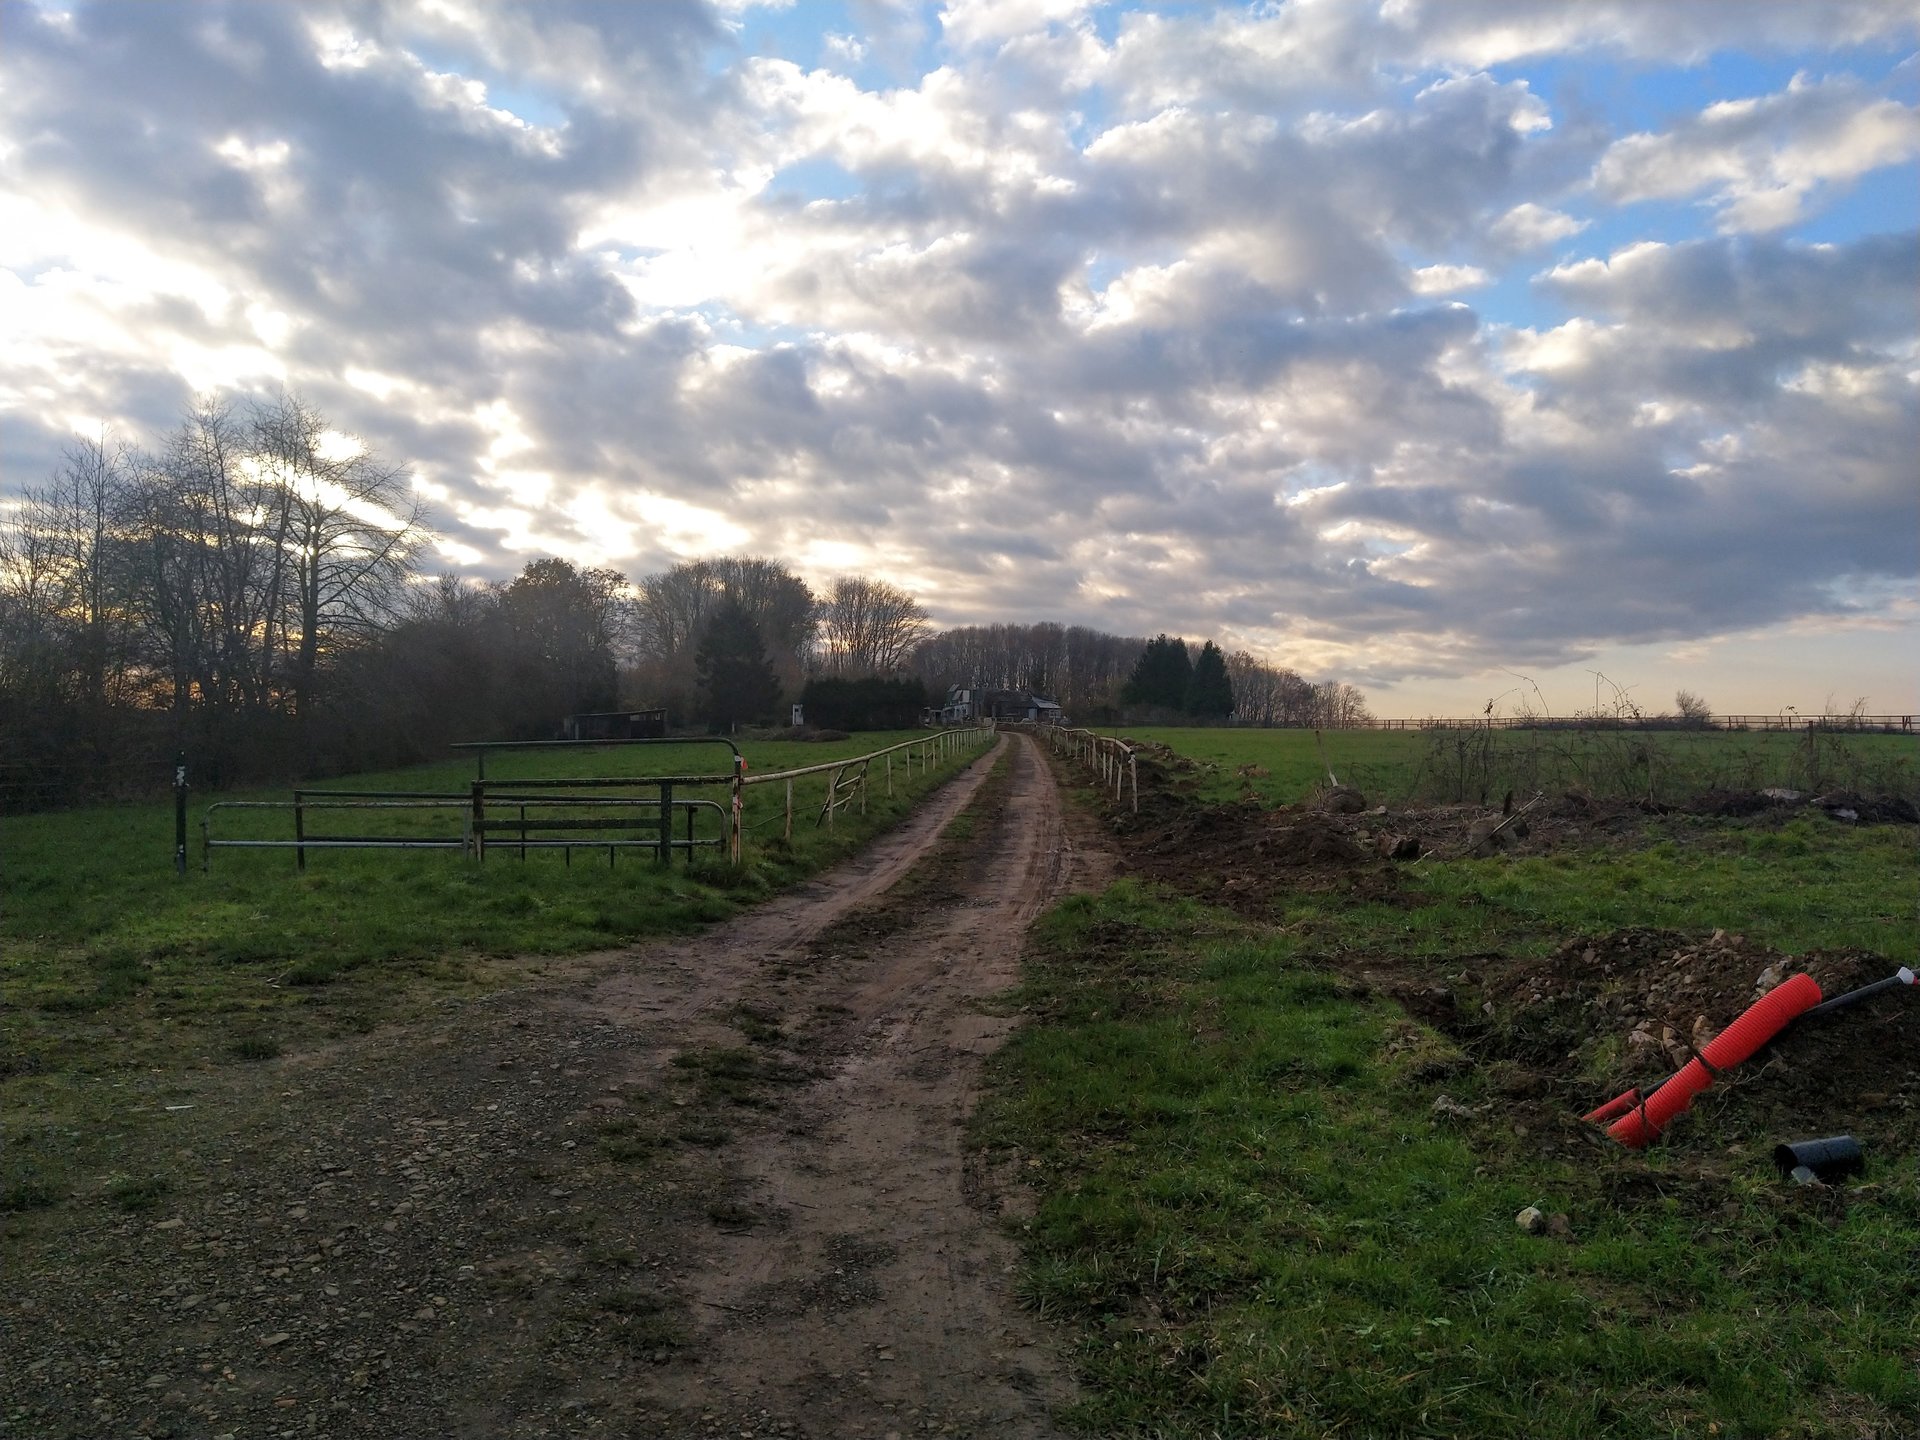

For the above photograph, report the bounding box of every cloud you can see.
[1487,201,1589,252]
[1593,74,1920,231]
[1410,264,1492,294]
[0,0,1914,698]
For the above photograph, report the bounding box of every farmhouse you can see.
[929,684,1064,726]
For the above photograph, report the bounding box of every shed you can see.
[563,709,668,741]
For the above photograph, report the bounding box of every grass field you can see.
[977,733,1920,1437]
[1110,724,1919,810]
[1,728,985,1209]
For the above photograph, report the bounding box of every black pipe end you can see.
[1773,1135,1865,1181]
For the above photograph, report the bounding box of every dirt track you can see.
[5,733,1108,1439]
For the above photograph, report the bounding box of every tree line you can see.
[2,390,1370,808]
[908,623,1372,729]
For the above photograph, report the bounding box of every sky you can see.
[2,0,1916,719]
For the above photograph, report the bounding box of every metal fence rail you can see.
[196,726,998,872]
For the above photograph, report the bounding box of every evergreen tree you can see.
[696,599,781,731]
[1121,634,1193,710]
[1184,640,1235,719]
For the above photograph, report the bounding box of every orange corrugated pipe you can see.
[1605,973,1823,1149]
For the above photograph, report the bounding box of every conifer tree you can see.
[696,599,781,731]
[1184,640,1234,719]
[1121,634,1193,710]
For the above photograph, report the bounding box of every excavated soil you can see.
[1088,762,1918,1156]
[4,734,1112,1440]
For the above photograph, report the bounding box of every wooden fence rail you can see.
[1025,723,1138,813]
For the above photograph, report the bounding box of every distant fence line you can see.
[1317,715,1916,734]
[199,725,997,871]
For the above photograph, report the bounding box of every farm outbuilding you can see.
[562,709,668,741]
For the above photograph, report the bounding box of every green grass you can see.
[1265,813,1916,970]
[1,728,987,1203]
[981,820,1920,1436]
[1111,725,1919,809]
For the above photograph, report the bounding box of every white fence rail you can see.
[1029,724,1138,813]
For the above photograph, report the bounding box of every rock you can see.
[1545,1213,1573,1239]
[1430,1095,1475,1122]
[1322,785,1367,815]
[259,1333,291,1348]
[1376,833,1421,860]
[1660,1025,1691,1070]
[1515,1206,1546,1235]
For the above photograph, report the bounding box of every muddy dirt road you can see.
[5,733,1109,1440]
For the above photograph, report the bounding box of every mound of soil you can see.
[1121,804,1381,908]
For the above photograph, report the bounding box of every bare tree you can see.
[819,576,927,676]
[0,432,140,707]
[1674,688,1712,725]
[251,394,428,716]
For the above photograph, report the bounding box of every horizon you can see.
[3,1,1916,717]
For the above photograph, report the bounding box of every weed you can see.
[1,1166,63,1212]
[104,1173,172,1212]
[227,1034,282,1061]
[705,1199,759,1230]
[669,1045,814,1106]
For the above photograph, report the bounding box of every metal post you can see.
[730,760,744,864]
[886,753,893,797]
[784,777,793,840]
[658,781,673,866]
[294,791,307,873]
[685,799,694,860]
[471,781,486,863]
[173,753,188,877]
[519,804,527,862]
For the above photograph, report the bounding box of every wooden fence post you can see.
[784,777,793,839]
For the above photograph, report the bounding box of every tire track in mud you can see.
[635,730,1109,1438]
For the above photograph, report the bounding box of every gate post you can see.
[173,753,188,877]
[658,781,674,866]
[730,763,744,865]
[470,780,486,863]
